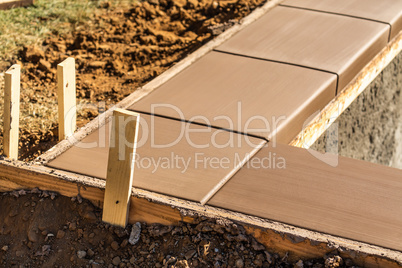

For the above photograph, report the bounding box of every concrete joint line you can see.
[200,140,267,205]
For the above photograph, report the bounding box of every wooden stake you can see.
[57,57,76,141]
[3,64,21,160]
[102,109,140,227]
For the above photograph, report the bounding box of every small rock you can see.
[175,260,189,268]
[294,260,304,268]
[18,189,27,196]
[166,256,177,265]
[325,256,343,268]
[35,245,51,256]
[22,46,45,63]
[87,248,95,257]
[89,61,107,68]
[69,222,77,231]
[112,256,121,266]
[83,211,97,221]
[253,259,263,267]
[57,230,66,239]
[28,229,39,243]
[30,188,40,194]
[235,258,244,268]
[1,245,8,251]
[50,192,57,200]
[185,249,196,260]
[235,234,248,242]
[38,59,52,73]
[251,239,265,251]
[264,251,273,264]
[111,241,119,251]
[77,250,87,259]
[120,239,128,248]
[129,222,141,245]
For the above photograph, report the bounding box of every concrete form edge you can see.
[0,159,401,267]
[290,30,402,148]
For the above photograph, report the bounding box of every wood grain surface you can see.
[57,57,76,141]
[3,65,20,160]
[102,109,140,227]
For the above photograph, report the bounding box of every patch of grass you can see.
[0,0,137,64]
[0,0,138,160]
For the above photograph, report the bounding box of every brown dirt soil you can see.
[0,190,354,267]
[0,0,267,161]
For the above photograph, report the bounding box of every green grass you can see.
[0,0,137,63]
[0,0,138,160]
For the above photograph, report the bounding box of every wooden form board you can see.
[57,57,76,141]
[3,64,20,160]
[102,109,140,227]
[0,160,401,267]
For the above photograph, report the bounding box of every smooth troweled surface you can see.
[208,143,402,251]
[129,51,337,143]
[282,0,402,39]
[48,113,265,202]
[216,6,389,91]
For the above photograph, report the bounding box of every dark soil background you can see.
[0,190,353,267]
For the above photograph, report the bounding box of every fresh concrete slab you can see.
[130,51,336,143]
[48,113,265,202]
[282,0,402,39]
[216,6,389,91]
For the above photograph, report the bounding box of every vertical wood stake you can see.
[57,57,76,141]
[4,64,21,160]
[102,109,140,227]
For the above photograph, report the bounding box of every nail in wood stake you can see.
[57,57,76,141]
[102,109,140,227]
[4,64,21,160]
